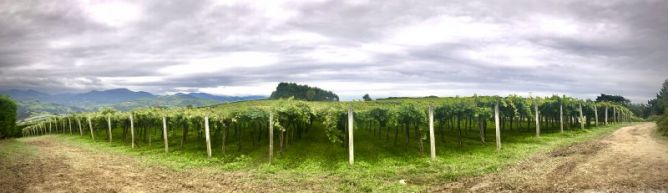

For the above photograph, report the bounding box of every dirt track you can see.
[432,123,668,192]
[1,123,667,193]
[0,137,282,193]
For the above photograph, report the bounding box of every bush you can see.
[0,95,18,138]
[657,113,668,136]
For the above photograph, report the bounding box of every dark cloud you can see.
[0,0,666,102]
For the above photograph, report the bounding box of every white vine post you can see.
[269,112,274,164]
[130,115,135,148]
[429,105,436,161]
[77,118,82,136]
[68,118,72,134]
[613,107,617,123]
[348,106,354,165]
[605,106,609,125]
[560,103,564,133]
[162,116,169,153]
[88,117,95,141]
[579,103,584,129]
[204,116,212,158]
[107,115,112,143]
[535,101,540,137]
[494,102,501,152]
[49,120,52,134]
[594,105,599,127]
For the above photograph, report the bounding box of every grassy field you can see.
[31,121,637,192]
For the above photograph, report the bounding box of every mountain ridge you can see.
[0,88,267,120]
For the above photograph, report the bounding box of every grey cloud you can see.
[0,0,666,102]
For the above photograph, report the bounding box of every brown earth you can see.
[431,123,668,193]
[0,136,297,193]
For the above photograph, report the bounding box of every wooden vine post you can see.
[534,101,540,137]
[204,116,212,158]
[348,106,354,165]
[579,103,584,129]
[428,105,436,161]
[559,103,564,133]
[130,115,135,148]
[107,115,112,143]
[88,117,95,141]
[162,116,169,153]
[49,120,52,134]
[594,105,599,127]
[494,102,501,152]
[269,112,274,164]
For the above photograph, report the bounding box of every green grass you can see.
[0,138,37,162]
[30,122,638,192]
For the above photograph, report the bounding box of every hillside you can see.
[0,89,266,120]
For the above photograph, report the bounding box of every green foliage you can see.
[657,108,668,136]
[0,95,18,138]
[270,82,339,101]
[322,106,346,144]
[649,79,668,115]
[596,93,631,106]
[362,94,372,101]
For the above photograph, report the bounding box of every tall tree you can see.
[0,95,18,138]
[595,94,631,106]
[651,79,668,115]
[363,94,372,101]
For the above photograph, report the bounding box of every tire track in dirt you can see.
[431,123,668,193]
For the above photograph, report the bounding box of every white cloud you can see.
[159,52,279,76]
[79,1,142,27]
[269,30,330,45]
[198,82,276,96]
[304,45,374,64]
[455,42,551,68]
[386,15,502,46]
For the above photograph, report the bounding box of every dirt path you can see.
[0,136,284,193]
[432,123,668,192]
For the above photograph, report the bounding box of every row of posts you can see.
[22,104,631,165]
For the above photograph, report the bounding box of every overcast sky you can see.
[1,0,666,102]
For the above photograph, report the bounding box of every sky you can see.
[0,0,666,102]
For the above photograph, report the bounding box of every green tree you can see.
[654,79,668,115]
[363,94,372,101]
[269,82,339,101]
[0,95,18,138]
[595,94,630,106]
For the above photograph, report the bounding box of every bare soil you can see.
[0,137,292,193]
[431,123,668,193]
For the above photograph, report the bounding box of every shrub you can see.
[0,95,18,138]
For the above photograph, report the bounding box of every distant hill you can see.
[0,88,153,106]
[269,82,339,101]
[0,88,267,120]
[14,99,83,120]
[108,95,220,111]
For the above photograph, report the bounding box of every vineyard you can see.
[20,95,636,165]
